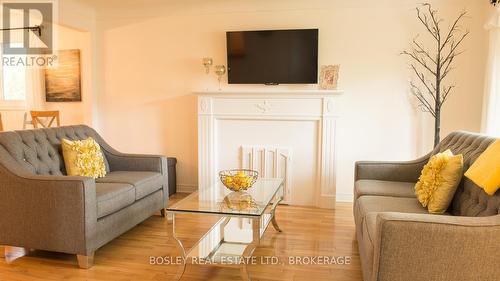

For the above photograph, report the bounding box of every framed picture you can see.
[45,49,81,102]
[319,65,340,90]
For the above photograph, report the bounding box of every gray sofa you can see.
[0,125,168,268]
[354,131,500,281]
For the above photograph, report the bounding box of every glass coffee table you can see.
[166,178,284,281]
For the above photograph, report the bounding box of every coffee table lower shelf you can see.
[167,201,282,281]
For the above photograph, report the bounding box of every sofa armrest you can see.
[0,166,97,256]
[355,154,430,182]
[371,212,500,281]
[104,151,167,174]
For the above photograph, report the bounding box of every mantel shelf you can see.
[193,88,344,97]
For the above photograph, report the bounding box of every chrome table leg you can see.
[270,194,283,232]
[240,217,261,281]
[168,213,186,281]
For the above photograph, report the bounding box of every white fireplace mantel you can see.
[194,88,343,97]
[195,88,343,209]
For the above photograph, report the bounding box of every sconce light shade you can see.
[214,65,226,76]
[202,57,213,74]
[214,65,226,90]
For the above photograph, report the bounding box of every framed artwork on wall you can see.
[45,49,81,102]
[319,65,340,90]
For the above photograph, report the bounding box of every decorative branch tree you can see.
[402,3,469,147]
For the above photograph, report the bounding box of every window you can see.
[0,44,27,109]
[2,64,26,101]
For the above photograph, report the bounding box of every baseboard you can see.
[336,193,354,203]
[176,184,197,193]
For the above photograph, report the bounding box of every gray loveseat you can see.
[354,131,500,281]
[0,125,168,268]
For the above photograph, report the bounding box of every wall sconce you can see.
[214,65,226,90]
[202,57,213,74]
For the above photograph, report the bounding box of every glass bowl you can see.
[219,169,258,192]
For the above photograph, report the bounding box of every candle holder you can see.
[202,57,213,74]
[214,65,226,90]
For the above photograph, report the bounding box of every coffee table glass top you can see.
[167,178,284,217]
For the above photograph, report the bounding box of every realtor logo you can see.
[2,2,53,55]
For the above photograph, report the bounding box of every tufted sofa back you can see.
[433,131,500,217]
[0,125,109,176]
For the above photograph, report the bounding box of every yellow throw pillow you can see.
[464,140,500,195]
[61,137,107,179]
[415,149,464,214]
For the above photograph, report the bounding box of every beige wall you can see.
[1,23,92,131]
[44,25,93,127]
[0,0,491,201]
[90,0,490,200]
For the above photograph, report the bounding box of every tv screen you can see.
[226,29,318,84]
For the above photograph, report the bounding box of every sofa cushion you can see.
[61,138,107,179]
[464,139,500,196]
[433,132,500,216]
[354,196,428,231]
[355,180,416,200]
[96,182,135,219]
[414,150,464,214]
[0,125,110,176]
[97,171,163,200]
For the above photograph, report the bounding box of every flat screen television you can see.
[226,29,318,85]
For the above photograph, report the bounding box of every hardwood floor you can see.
[0,193,362,281]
